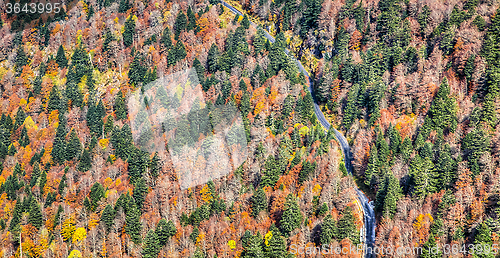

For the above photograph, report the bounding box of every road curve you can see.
[220,1,376,256]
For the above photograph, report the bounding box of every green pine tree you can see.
[149,152,160,180]
[279,194,303,236]
[186,6,197,31]
[320,214,336,245]
[156,219,177,246]
[56,45,68,68]
[161,27,173,49]
[337,206,359,244]
[142,230,161,258]
[125,203,143,244]
[114,90,128,120]
[65,129,81,161]
[28,200,43,229]
[15,45,28,73]
[364,144,379,186]
[174,11,187,40]
[251,187,267,217]
[421,234,442,258]
[19,126,29,148]
[89,182,105,211]
[133,178,148,211]
[101,204,115,233]
[241,14,250,29]
[123,15,136,47]
[207,43,219,73]
[242,232,264,258]
[265,228,287,258]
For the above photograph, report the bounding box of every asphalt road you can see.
[220,1,376,256]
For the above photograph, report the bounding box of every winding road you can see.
[220,1,376,256]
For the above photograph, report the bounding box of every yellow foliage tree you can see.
[72,227,87,245]
[61,216,76,242]
[68,250,82,258]
[200,185,213,204]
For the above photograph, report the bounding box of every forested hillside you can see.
[0,0,367,257]
[235,0,500,255]
[1,0,500,256]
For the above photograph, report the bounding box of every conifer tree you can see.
[47,86,62,113]
[52,123,66,164]
[161,27,173,49]
[186,6,197,31]
[19,126,29,148]
[193,58,205,82]
[14,108,26,130]
[156,219,177,246]
[375,173,401,218]
[241,232,264,258]
[66,129,81,161]
[265,228,287,258]
[207,43,220,73]
[410,155,437,199]
[87,100,105,136]
[128,55,147,86]
[174,11,187,39]
[118,0,129,12]
[125,203,142,244]
[421,234,442,258]
[123,15,136,47]
[56,45,68,68]
[365,144,379,186]
[114,90,128,120]
[400,137,413,162]
[66,81,84,108]
[320,214,336,245]
[279,194,303,236]
[427,78,458,132]
[337,206,359,244]
[133,178,148,211]
[142,230,161,258]
[251,188,267,217]
[58,169,67,195]
[28,201,43,229]
[241,14,250,29]
[15,45,28,73]
[101,204,115,233]
[9,198,23,231]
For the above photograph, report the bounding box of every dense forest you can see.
[0,0,498,257]
[236,0,500,255]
